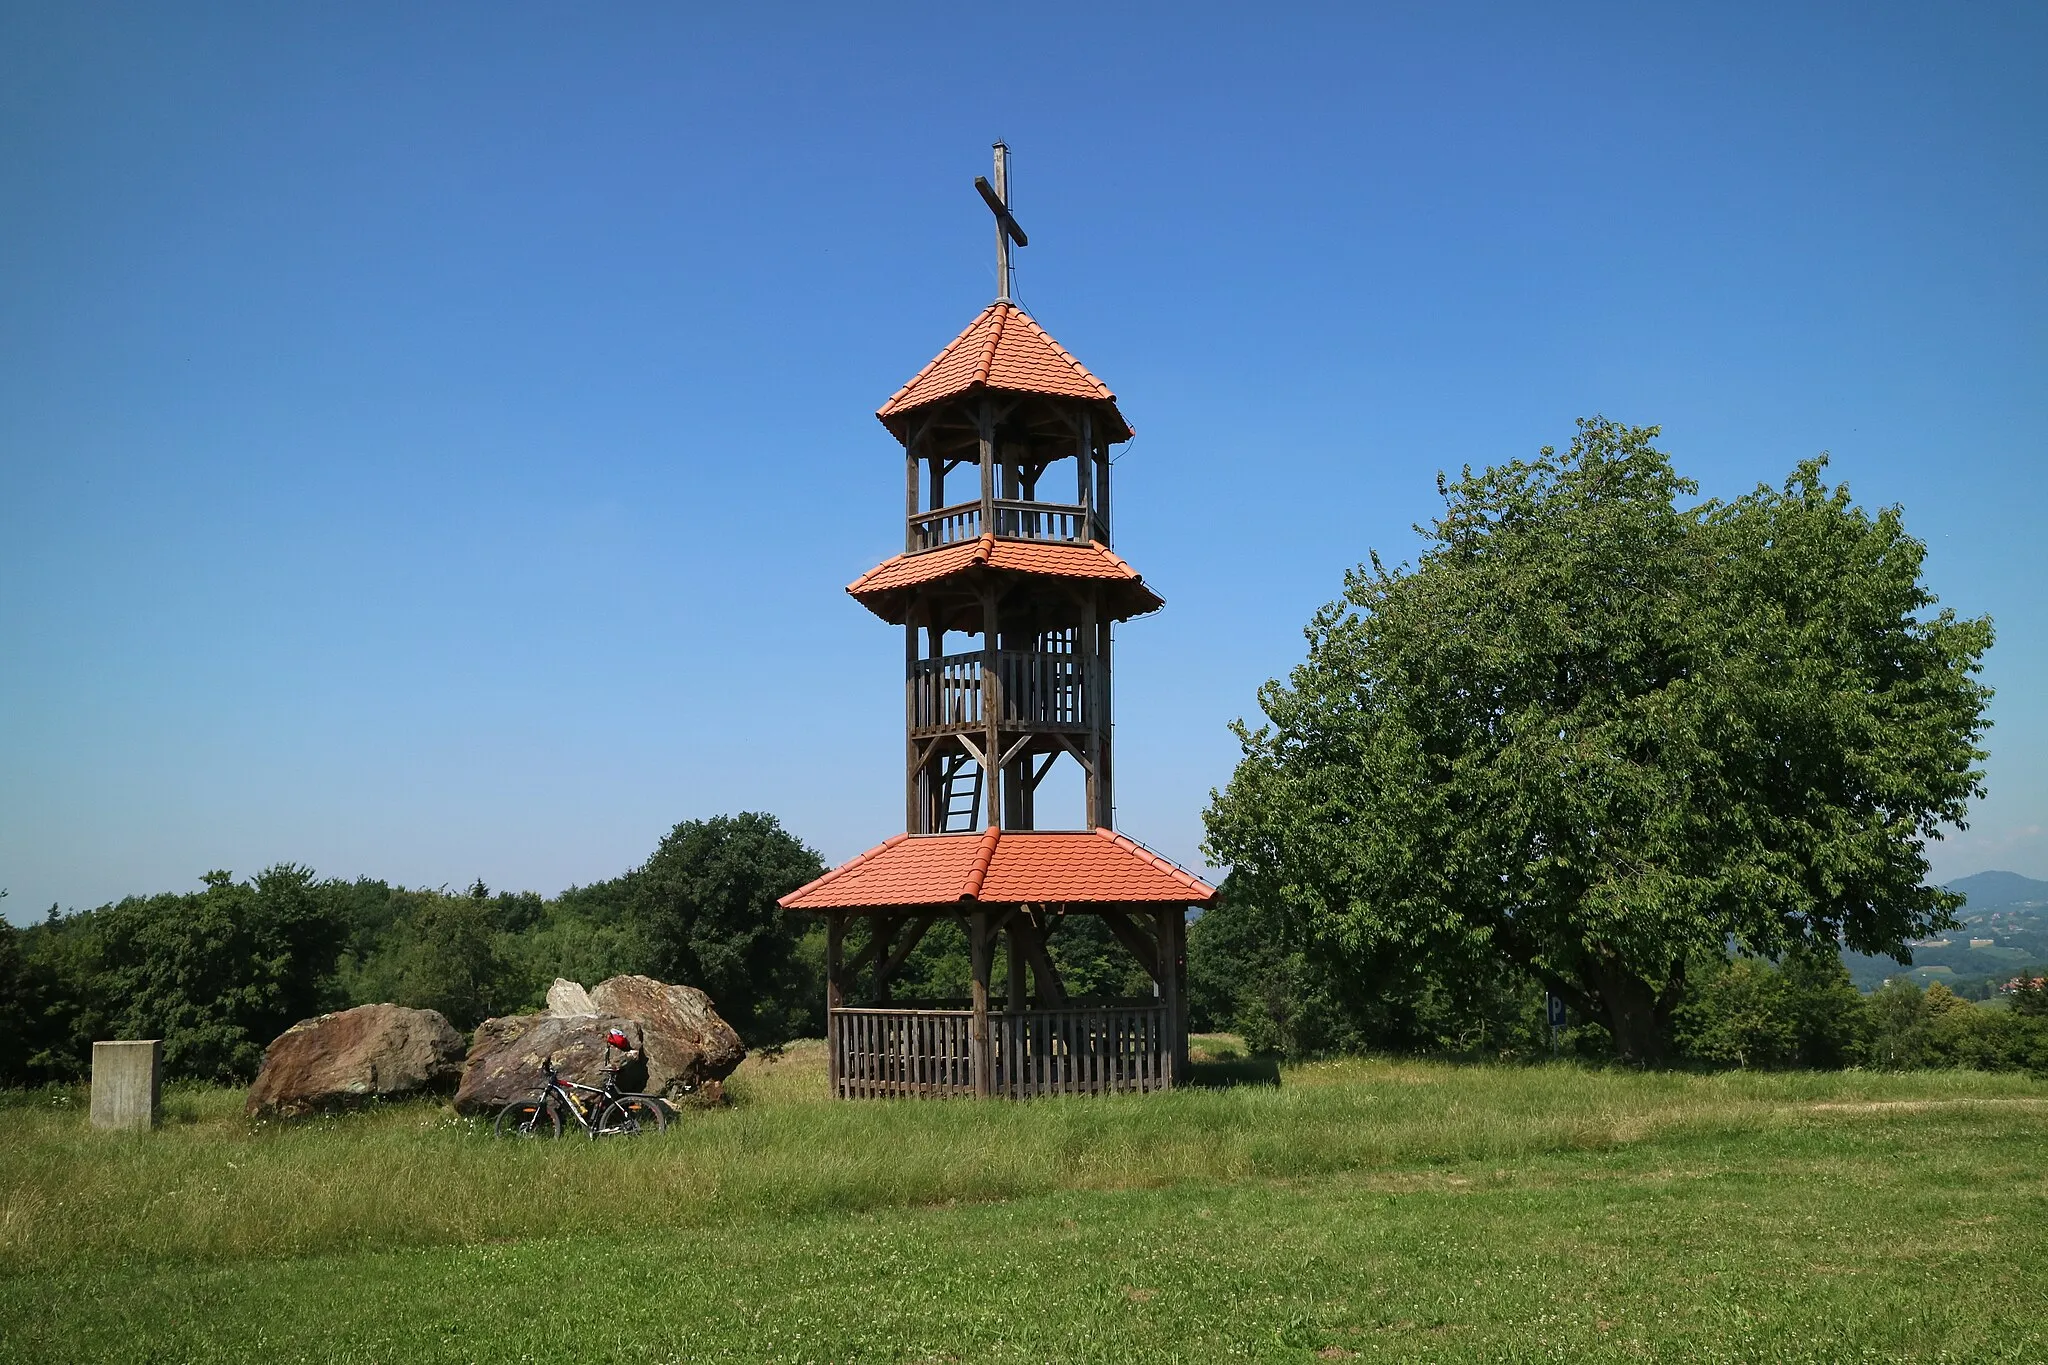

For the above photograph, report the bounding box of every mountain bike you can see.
[493,1030,672,1139]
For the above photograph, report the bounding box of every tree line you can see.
[1188,881,2048,1074]
[0,814,827,1085]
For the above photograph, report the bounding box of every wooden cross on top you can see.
[974,141,1028,303]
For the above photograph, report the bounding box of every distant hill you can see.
[1841,870,2048,993]
[1943,870,2048,910]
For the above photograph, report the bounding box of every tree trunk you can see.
[1589,961,1671,1065]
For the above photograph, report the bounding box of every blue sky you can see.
[3,3,2042,922]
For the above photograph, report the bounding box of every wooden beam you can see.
[1099,909,1161,984]
[847,912,906,978]
[1013,913,1069,1005]
[875,912,941,986]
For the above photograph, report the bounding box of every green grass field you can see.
[3,1042,2045,1362]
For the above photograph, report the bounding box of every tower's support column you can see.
[970,911,995,1098]
[981,586,1002,831]
[1156,907,1185,1087]
[826,913,846,1098]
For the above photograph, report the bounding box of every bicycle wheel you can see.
[493,1099,562,1139]
[595,1095,668,1136]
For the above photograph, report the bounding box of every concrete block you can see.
[90,1040,162,1131]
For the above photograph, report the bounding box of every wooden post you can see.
[1174,908,1190,1076]
[979,400,995,540]
[825,914,846,1097]
[1007,921,1027,1011]
[1077,410,1094,538]
[970,911,994,1098]
[906,608,921,832]
[1156,908,1186,1085]
[1097,616,1114,823]
[1153,909,1177,1087]
[981,584,1001,830]
[1094,438,1110,544]
[905,445,920,550]
[1082,589,1102,826]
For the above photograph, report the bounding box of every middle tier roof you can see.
[848,532,1163,627]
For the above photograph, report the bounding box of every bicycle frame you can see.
[536,1068,629,1138]
[527,1046,669,1138]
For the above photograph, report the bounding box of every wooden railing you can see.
[910,654,984,731]
[991,499,1098,544]
[909,501,982,550]
[832,1008,977,1099]
[909,650,1092,734]
[997,649,1088,728]
[992,1005,1173,1098]
[908,499,1106,552]
[830,1003,1172,1099]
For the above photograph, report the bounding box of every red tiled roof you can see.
[849,533,1147,595]
[779,828,1215,911]
[877,303,1131,439]
[846,534,1165,624]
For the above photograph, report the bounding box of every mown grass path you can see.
[3,1047,2044,1361]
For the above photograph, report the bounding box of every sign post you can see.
[1546,993,1566,1058]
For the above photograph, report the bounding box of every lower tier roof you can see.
[779,827,1215,912]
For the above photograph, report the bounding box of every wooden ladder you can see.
[938,755,982,832]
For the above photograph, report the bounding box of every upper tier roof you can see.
[778,827,1215,912]
[877,303,1132,442]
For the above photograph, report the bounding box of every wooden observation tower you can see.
[781,143,1216,1098]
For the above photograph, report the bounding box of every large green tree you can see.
[628,813,825,1043]
[1204,419,1992,1061]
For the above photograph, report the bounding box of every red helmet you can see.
[606,1028,630,1050]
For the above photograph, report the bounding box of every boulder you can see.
[245,1003,465,1118]
[590,975,746,1105]
[546,978,597,1017]
[452,1012,649,1115]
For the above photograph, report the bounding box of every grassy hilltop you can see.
[3,1043,2046,1363]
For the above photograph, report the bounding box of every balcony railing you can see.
[910,649,1093,735]
[909,501,984,550]
[908,499,1106,552]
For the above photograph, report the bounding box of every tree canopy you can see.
[1203,418,1993,1061]
[628,813,826,1044]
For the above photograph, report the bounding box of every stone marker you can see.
[90,1040,162,1131]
